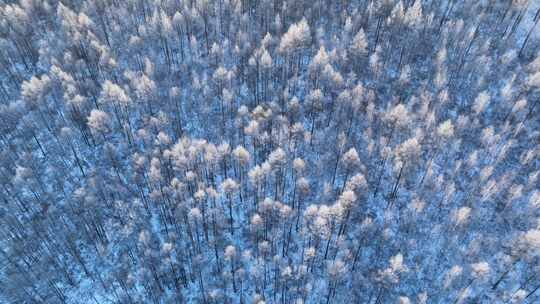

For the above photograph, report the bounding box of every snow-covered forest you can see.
[0,0,539,303]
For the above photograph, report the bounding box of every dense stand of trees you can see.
[0,0,539,303]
